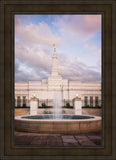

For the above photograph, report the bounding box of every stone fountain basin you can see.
[15,115,101,134]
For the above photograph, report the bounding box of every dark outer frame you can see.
[0,0,116,160]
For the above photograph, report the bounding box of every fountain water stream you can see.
[53,92,62,119]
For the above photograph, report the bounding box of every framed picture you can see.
[0,0,115,160]
[14,14,102,145]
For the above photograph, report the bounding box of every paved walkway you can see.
[14,131,102,146]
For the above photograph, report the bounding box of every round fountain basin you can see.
[15,114,101,134]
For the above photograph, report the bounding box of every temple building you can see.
[15,44,101,107]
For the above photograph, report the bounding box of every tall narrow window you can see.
[23,96,26,107]
[84,96,88,106]
[17,96,21,107]
[95,96,99,106]
[90,96,93,106]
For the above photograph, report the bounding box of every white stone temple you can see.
[15,44,101,107]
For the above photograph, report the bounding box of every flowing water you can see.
[53,91,62,119]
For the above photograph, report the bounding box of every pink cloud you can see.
[53,15,101,41]
[15,41,101,82]
[84,15,101,32]
[15,41,52,72]
[15,16,61,46]
[15,15,101,82]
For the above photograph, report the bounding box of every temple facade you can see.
[15,45,101,107]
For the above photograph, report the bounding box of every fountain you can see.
[15,93,101,134]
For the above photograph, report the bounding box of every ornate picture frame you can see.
[0,0,116,160]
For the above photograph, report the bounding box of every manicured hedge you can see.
[38,106,53,108]
[14,106,30,108]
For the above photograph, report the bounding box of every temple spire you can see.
[51,44,58,76]
[53,43,56,52]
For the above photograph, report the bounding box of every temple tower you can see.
[51,44,59,76]
[48,44,63,88]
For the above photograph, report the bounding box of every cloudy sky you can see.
[15,14,101,82]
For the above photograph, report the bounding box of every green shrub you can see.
[42,103,46,107]
[43,110,49,114]
[43,110,53,114]
[62,106,73,108]
[82,106,101,109]
[14,106,30,108]
[38,106,53,108]
[48,111,53,114]
[62,110,66,114]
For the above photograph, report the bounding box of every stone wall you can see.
[15,108,102,117]
[15,108,30,117]
[37,108,74,114]
[83,108,102,116]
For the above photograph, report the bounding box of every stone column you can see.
[25,96,27,106]
[93,97,95,107]
[15,97,17,107]
[30,96,38,115]
[20,96,23,107]
[74,95,82,115]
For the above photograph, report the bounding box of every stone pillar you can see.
[30,96,38,115]
[93,97,95,107]
[15,97,17,107]
[74,95,82,115]
[88,96,90,106]
[26,99,29,107]
[25,96,27,106]
[21,96,23,107]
